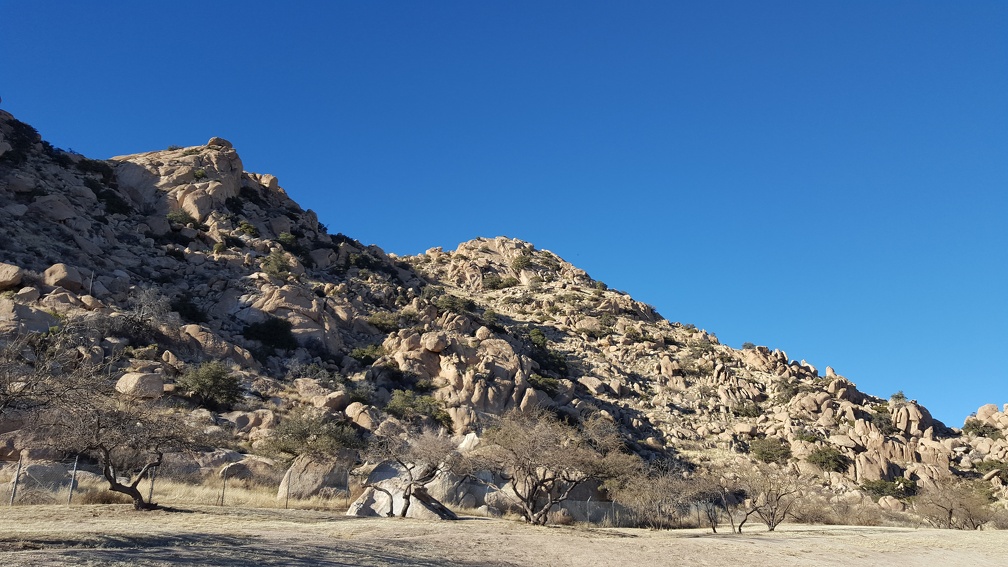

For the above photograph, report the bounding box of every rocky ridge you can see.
[2,110,1006,510]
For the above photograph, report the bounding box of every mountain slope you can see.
[2,110,1006,504]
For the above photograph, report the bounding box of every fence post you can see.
[219,465,228,506]
[67,455,79,505]
[586,495,592,524]
[9,456,22,506]
[284,469,291,510]
[147,465,158,505]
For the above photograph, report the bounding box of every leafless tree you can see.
[914,476,994,530]
[465,408,639,525]
[730,462,803,532]
[610,459,691,529]
[0,316,111,416]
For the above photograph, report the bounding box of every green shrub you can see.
[528,373,560,396]
[243,316,297,351]
[973,460,1008,482]
[193,168,207,180]
[510,255,532,272]
[750,437,792,464]
[212,242,226,254]
[263,409,362,461]
[384,389,452,429]
[262,249,291,279]
[367,311,399,333]
[349,344,385,366]
[890,390,907,404]
[806,446,851,472]
[176,361,241,410]
[742,342,756,350]
[793,430,823,443]
[861,477,918,499]
[734,401,762,418]
[870,407,900,436]
[237,220,259,237]
[962,420,1004,440]
[166,209,198,227]
[434,294,475,314]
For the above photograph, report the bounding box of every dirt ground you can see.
[0,505,1004,567]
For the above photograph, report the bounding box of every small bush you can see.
[861,478,918,499]
[434,294,475,314]
[262,249,291,279]
[167,209,198,227]
[237,220,259,237]
[528,373,560,396]
[193,168,207,180]
[734,401,762,418]
[962,420,1004,440]
[750,437,792,464]
[742,342,756,350]
[213,242,227,254]
[870,407,900,436]
[806,446,851,472]
[263,408,362,460]
[176,361,241,410]
[349,344,385,366]
[384,389,452,429]
[243,316,297,351]
[367,311,399,333]
[510,255,531,272]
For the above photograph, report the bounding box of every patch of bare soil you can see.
[0,505,1004,567]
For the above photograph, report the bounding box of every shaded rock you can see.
[43,263,83,292]
[114,372,163,398]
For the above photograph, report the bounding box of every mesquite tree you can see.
[365,423,457,518]
[467,408,638,525]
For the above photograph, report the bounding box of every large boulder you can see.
[277,453,353,500]
[345,462,458,520]
[0,263,23,291]
[115,372,164,398]
[43,263,83,292]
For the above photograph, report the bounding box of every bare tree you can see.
[364,422,457,519]
[731,462,803,532]
[610,459,691,529]
[466,408,639,525]
[0,316,111,416]
[914,476,994,530]
[45,394,196,510]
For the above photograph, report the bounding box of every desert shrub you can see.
[861,478,918,499]
[165,247,186,261]
[734,401,762,418]
[624,327,643,341]
[510,255,531,272]
[524,328,568,377]
[349,344,385,366]
[793,429,823,443]
[0,118,40,164]
[774,380,800,403]
[237,220,259,237]
[213,242,227,254]
[434,294,475,314]
[750,437,792,464]
[176,361,241,410]
[741,342,756,350]
[243,316,297,351]
[972,460,1008,483]
[263,408,362,461]
[890,390,907,404]
[78,489,133,505]
[166,209,198,227]
[278,232,306,256]
[367,311,399,333]
[384,389,452,429]
[870,407,900,436]
[528,373,560,396]
[262,249,291,279]
[962,420,1004,440]
[806,446,851,472]
[193,168,207,180]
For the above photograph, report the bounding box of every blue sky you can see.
[2,1,1005,426]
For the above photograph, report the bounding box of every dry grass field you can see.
[0,503,1005,567]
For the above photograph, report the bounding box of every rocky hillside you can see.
[2,109,1006,507]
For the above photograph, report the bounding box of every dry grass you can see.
[0,504,1006,567]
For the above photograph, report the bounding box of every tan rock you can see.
[43,263,83,292]
[115,372,164,398]
[0,263,23,291]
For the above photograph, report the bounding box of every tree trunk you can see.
[400,484,413,518]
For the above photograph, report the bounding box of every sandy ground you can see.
[0,505,1004,567]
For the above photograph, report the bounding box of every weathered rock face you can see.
[0,262,23,291]
[276,453,353,500]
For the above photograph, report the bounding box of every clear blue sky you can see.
[2,1,1005,426]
